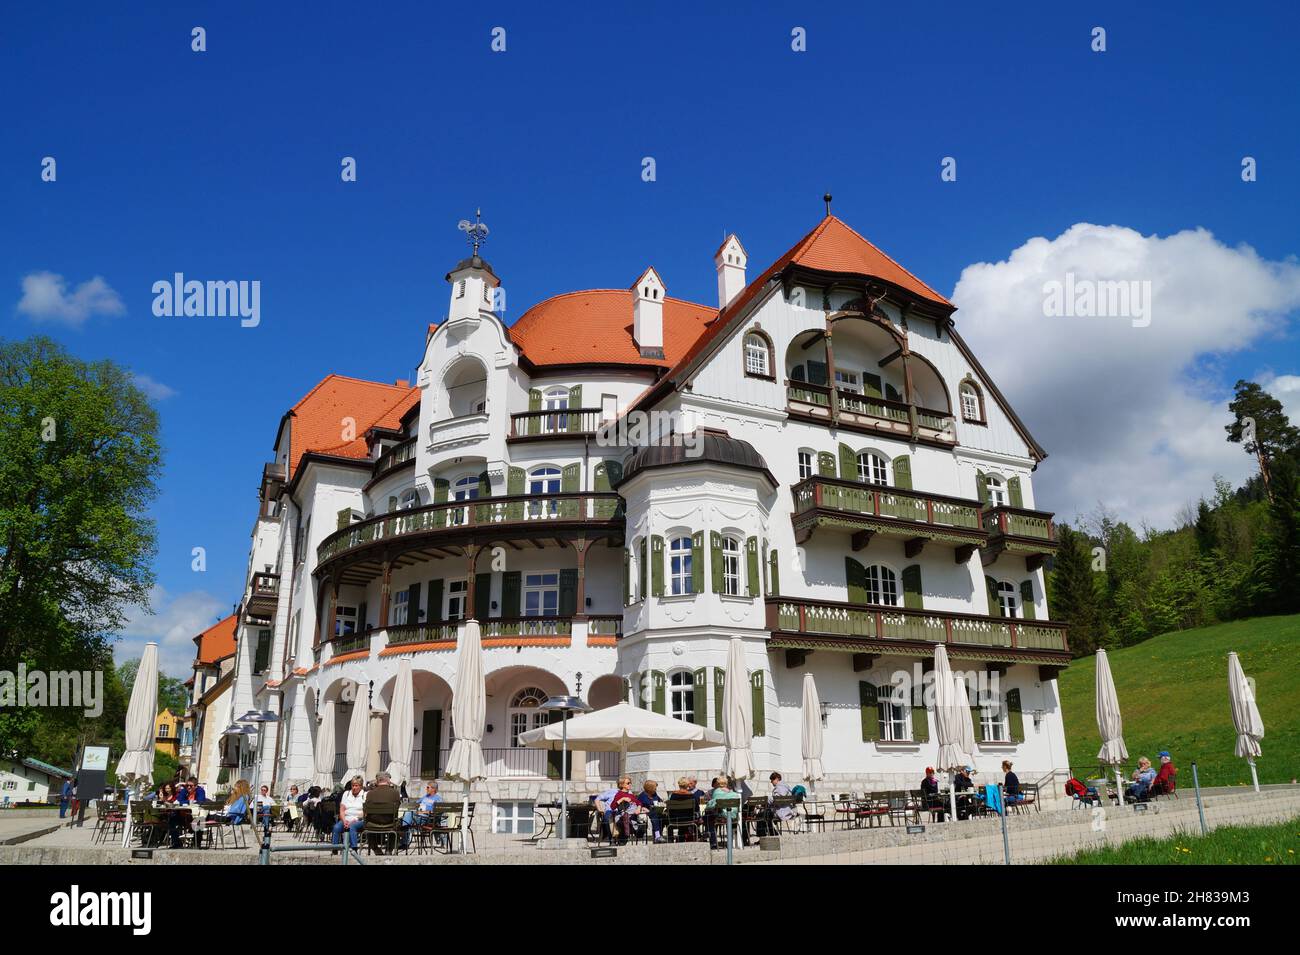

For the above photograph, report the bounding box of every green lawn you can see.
[1057,615,1300,787]
[1049,818,1300,864]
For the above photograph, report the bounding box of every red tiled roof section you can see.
[287,375,419,477]
[792,216,950,306]
[509,290,716,368]
[194,614,238,665]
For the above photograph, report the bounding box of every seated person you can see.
[607,777,645,843]
[1127,757,1156,800]
[705,777,739,849]
[953,766,975,819]
[255,785,275,825]
[332,776,367,851]
[686,776,709,802]
[920,767,946,819]
[281,785,301,830]
[1002,761,1023,803]
[767,772,795,830]
[636,780,665,843]
[1064,776,1097,805]
[363,771,403,851]
[1149,752,1177,796]
[176,778,207,805]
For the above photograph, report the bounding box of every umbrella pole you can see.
[559,715,568,841]
[1248,757,1260,794]
[461,781,470,855]
[121,785,133,848]
[1115,767,1124,806]
[949,772,958,823]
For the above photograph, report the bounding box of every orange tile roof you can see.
[194,613,238,666]
[509,290,716,369]
[789,215,950,306]
[286,375,419,478]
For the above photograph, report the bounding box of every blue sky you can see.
[4,2,1298,673]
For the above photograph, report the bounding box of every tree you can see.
[1252,455,1300,615]
[0,337,161,673]
[1225,380,1299,499]
[118,658,188,715]
[1047,525,1104,657]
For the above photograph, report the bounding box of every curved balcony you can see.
[428,412,491,453]
[320,615,623,662]
[981,506,1059,569]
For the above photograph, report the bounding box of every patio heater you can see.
[235,709,280,847]
[539,695,591,841]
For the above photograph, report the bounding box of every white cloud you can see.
[114,586,229,679]
[16,271,125,327]
[131,373,177,400]
[1258,373,1300,429]
[953,223,1300,529]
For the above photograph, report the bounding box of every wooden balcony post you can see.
[799,601,807,633]
[326,576,339,645]
[378,558,393,629]
[944,616,953,644]
[813,481,822,508]
[1000,510,1008,534]
[824,329,839,425]
[1010,622,1019,648]
[926,498,934,524]
[872,489,881,517]
[574,537,588,621]
[465,547,478,622]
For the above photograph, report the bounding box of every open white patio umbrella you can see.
[116,642,159,847]
[343,681,370,783]
[445,618,486,853]
[722,638,755,845]
[312,699,337,789]
[931,645,966,823]
[800,673,825,789]
[519,701,724,771]
[386,658,414,787]
[1228,652,1265,793]
[1095,649,1128,805]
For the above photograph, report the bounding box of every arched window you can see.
[986,474,1007,507]
[721,536,742,596]
[669,670,694,722]
[866,565,899,606]
[399,488,420,510]
[509,686,549,747]
[669,536,694,595]
[877,681,910,741]
[959,378,985,423]
[856,450,890,486]
[743,332,773,378]
[996,581,1020,618]
[451,475,479,525]
[527,466,561,519]
[797,449,814,481]
[542,387,570,434]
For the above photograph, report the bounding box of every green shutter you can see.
[527,388,542,435]
[501,571,521,618]
[546,709,565,779]
[713,668,725,729]
[567,385,582,432]
[623,548,631,605]
[1019,580,1036,620]
[892,455,912,490]
[845,557,868,605]
[388,495,399,514]
[692,669,707,726]
[254,630,271,672]
[621,677,631,705]
[474,572,491,621]
[767,548,780,596]
[750,671,765,737]
[745,536,759,598]
[357,601,368,632]
[430,477,449,528]
[1007,476,1023,508]
[477,471,491,498]
[807,360,828,386]
[651,671,666,715]
[710,531,723,594]
[972,705,983,743]
[839,443,858,481]
[336,508,352,530]
[912,699,929,742]
[1007,688,1024,743]
[901,564,924,610]
[863,373,883,399]
[639,537,647,601]
[859,682,880,741]
[407,582,422,622]
[507,467,525,520]
[817,450,837,478]
[986,575,1002,617]
[885,382,902,402]
[691,531,704,594]
[427,579,443,624]
[559,463,581,518]
[976,470,990,506]
[651,535,665,597]
[559,569,578,617]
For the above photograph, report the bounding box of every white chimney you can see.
[631,267,665,357]
[715,233,747,308]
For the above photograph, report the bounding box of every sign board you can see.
[80,746,110,771]
[589,847,617,859]
[906,824,926,835]
[130,849,153,860]
[1132,802,1150,812]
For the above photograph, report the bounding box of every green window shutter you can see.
[357,601,367,632]
[817,450,837,478]
[501,571,521,618]
[912,699,929,742]
[859,682,880,741]
[639,537,648,601]
[650,535,665,597]
[336,508,352,530]
[507,467,525,520]
[1008,476,1024,508]
[976,470,990,506]
[845,556,868,605]
[432,478,450,528]
[558,569,578,617]
[691,531,704,594]
[388,495,399,514]
[527,388,542,435]
[474,572,491,621]
[594,462,610,492]
[710,531,723,594]
[971,705,983,743]
[745,536,759,598]
[560,463,581,517]
[767,548,780,596]
[427,580,443,624]
[623,549,631,605]
[407,582,422,622]
[605,459,624,485]
[567,385,582,431]
[1007,688,1024,743]
[713,668,725,729]
[985,575,1002,617]
[790,365,806,382]
[1019,579,1036,620]
[750,671,766,737]
[863,373,883,399]
[885,382,902,401]
[254,630,271,672]
[477,471,491,498]
[692,668,708,725]
[651,670,666,715]
[621,677,631,705]
[807,360,828,386]
[901,564,924,610]
[839,443,858,481]
[892,455,912,490]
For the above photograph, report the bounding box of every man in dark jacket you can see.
[364,772,403,851]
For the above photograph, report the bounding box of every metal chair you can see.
[663,797,701,843]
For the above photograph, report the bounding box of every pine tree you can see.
[1048,524,1103,657]
[1226,380,1300,500]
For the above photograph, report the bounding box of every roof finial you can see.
[824,193,833,216]
[457,208,490,256]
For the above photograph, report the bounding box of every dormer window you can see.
[743,331,774,379]
[959,379,986,424]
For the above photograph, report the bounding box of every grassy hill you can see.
[1057,615,1300,787]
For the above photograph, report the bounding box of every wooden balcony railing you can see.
[766,597,1069,655]
[792,476,985,542]
[317,492,625,565]
[982,506,1056,542]
[508,408,603,438]
[384,623,459,647]
[786,382,956,442]
[372,437,417,478]
[587,615,623,637]
[246,572,280,616]
[331,632,371,656]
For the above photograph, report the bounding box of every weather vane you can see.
[458,208,490,256]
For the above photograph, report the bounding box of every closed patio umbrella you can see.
[800,673,825,790]
[951,673,978,776]
[445,618,486,853]
[116,642,159,847]
[722,638,754,845]
[343,681,370,783]
[931,645,965,823]
[386,658,414,787]
[1095,649,1128,805]
[312,700,337,789]
[1228,652,1264,793]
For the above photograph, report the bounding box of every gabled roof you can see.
[19,757,73,779]
[788,215,950,306]
[193,613,238,666]
[284,375,419,478]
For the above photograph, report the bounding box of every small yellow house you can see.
[155,708,182,759]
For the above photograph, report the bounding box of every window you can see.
[856,451,889,486]
[743,333,771,377]
[669,536,693,595]
[981,699,1010,742]
[986,475,1007,507]
[252,629,271,673]
[721,536,742,596]
[524,572,560,617]
[866,565,899,606]
[877,684,910,741]
[288,610,301,660]
[797,450,814,481]
[392,590,410,626]
[399,488,419,510]
[669,671,695,722]
[509,686,549,746]
[493,801,537,835]
[528,467,561,519]
[835,369,860,394]
[335,605,357,637]
[158,723,170,738]
[446,579,468,621]
[542,387,570,433]
[960,384,980,420]
[601,393,618,423]
[451,475,479,526]
[456,280,465,299]
[996,581,1020,618]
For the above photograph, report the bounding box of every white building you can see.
[223,212,1071,816]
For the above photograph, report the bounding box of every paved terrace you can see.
[2,788,1296,865]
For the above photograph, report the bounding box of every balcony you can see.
[246,572,280,617]
[326,616,622,660]
[428,412,491,453]
[787,382,956,446]
[508,408,602,440]
[766,596,1070,667]
[316,492,625,571]
[791,476,987,560]
[982,506,1059,569]
[372,437,417,480]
